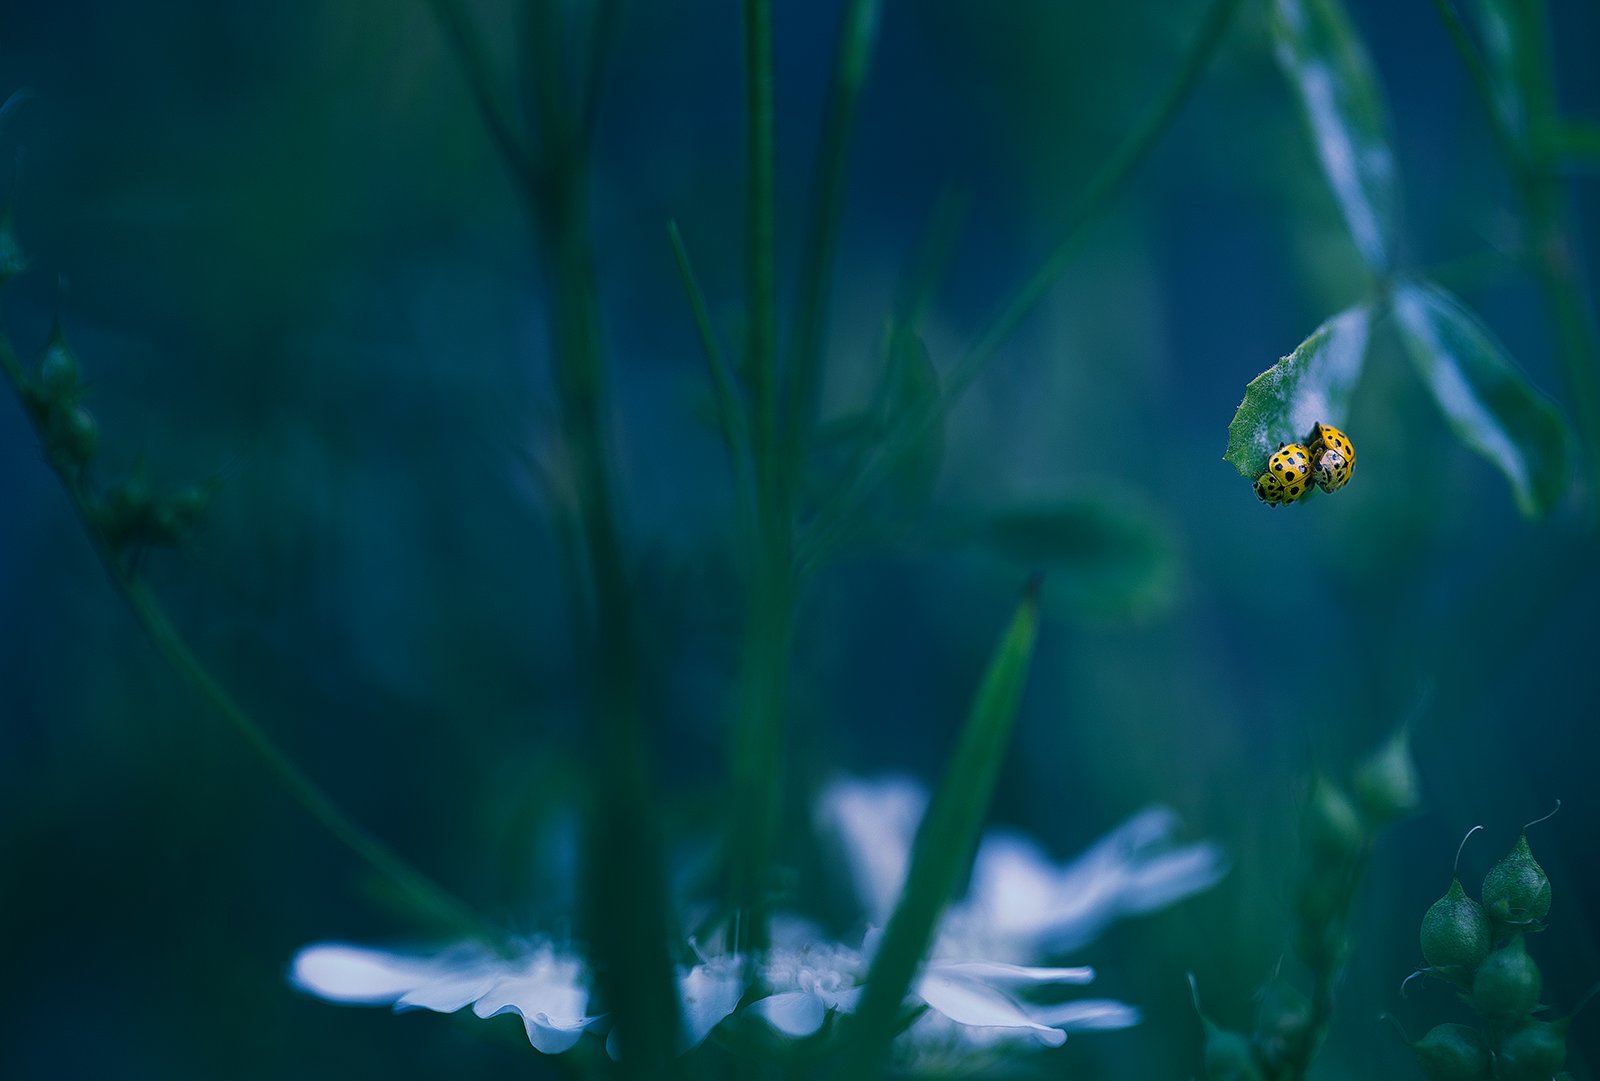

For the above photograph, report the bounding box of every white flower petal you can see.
[394,967,501,1013]
[913,970,1067,1047]
[964,831,1068,941]
[1028,999,1142,1030]
[816,775,927,924]
[679,961,746,1048]
[289,944,458,1005]
[1117,842,1229,915]
[926,960,1095,987]
[489,1007,602,1054]
[750,990,828,1038]
[472,972,589,1027]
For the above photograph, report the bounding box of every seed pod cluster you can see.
[1197,728,1415,1080]
[0,272,216,561]
[1399,809,1588,1081]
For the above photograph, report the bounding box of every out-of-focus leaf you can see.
[953,495,1180,621]
[1392,279,1571,517]
[878,324,943,502]
[1469,0,1528,144]
[0,213,24,288]
[1224,304,1371,478]
[1273,0,1399,273]
[1548,120,1600,168]
[843,582,1040,1080]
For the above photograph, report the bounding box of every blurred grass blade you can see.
[843,582,1042,1080]
[787,0,885,451]
[667,220,751,496]
[950,495,1180,622]
[1464,0,1527,145]
[1273,0,1400,274]
[1393,280,1571,516]
[1224,304,1371,478]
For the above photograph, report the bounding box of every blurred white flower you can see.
[744,931,1126,1047]
[289,938,742,1055]
[290,940,601,1053]
[817,774,1228,962]
[799,774,1227,1052]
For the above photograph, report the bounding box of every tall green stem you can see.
[728,0,789,953]
[1516,2,1600,520]
[1429,0,1600,519]
[429,0,684,1070]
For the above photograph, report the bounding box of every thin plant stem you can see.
[425,0,537,183]
[668,219,754,510]
[808,0,1242,557]
[1516,0,1600,521]
[783,0,885,461]
[1427,0,1525,171]
[0,339,493,942]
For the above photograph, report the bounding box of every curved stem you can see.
[1,337,492,941]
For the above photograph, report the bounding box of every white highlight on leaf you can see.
[1230,304,1370,474]
[1275,0,1395,270]
[1394,282,1531,508]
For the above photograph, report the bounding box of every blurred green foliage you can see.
[2,1,1598,1078]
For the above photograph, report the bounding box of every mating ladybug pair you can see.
[1253,421,1356,506]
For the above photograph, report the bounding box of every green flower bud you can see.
[1483,833,1552,930]
[1421,878,1491,976]
[1472,934,1541,1019]
[1253,977,1312,1071]
[1493,1020,1566,1081]
[1352,725,1421,824]
[1410,1023,1490,1081]
[1203,1023,1265,1081]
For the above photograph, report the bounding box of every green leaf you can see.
[1224,304,1371,478]
[842,583,1041,1081]
[1273,0,1400,273]
[952,495,1179,621]
[1392,280,1571,516]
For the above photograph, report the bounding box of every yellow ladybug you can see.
[1309,422,1356,492]
[1254,469,1288,506]
[1264,442,1313,504]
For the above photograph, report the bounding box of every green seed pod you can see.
[1410,1023,1491,1081]
[1472,934,1541,1019]
[1352,725,1421,825]
[46,403,98,469]
[1421,878,1491,975]
[1483,833,1552,930]
[37,326,80,400]
[1493,1020,1566,1081]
